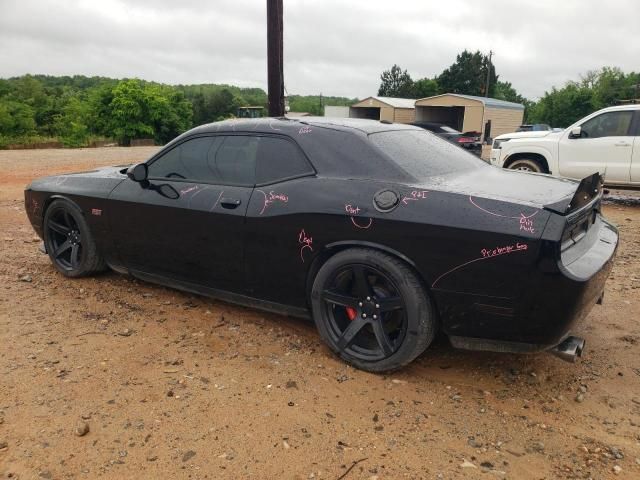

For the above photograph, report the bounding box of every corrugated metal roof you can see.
[371,96,416,108]
[419,93,524,110]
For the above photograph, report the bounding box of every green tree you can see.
[378,64,415,98]
[437,50,497,97]
[412,78,439,98]
[528,84,594,128]
[105,79,155,144]
[89,79,192,145]
[54,94,91,147]
[0,99,36,137]
[146,84,193,143]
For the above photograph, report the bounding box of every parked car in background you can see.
[25,118,617,372]
[411,122,482,155]
[516,124,552,132]
[491,105,640,187]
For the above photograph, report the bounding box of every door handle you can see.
[614,142,631,147]
[220,197,241,209]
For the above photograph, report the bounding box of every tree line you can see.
[377,50,640,127]
[0,75,355,148]
[1,53,638,148]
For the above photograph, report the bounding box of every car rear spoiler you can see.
[544,173,604,215]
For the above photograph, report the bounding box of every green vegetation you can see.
[0,75,356,148]
[528,67,640,127]
[377,53,639,127]
[2,59,638,148]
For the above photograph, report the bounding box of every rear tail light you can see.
[457,137,475,143]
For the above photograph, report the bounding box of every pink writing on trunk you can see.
[469,196,537,234]
[298,229,313,262]
[519,214,535,233]
[298,126,312,134]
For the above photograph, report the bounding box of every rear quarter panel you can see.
[244,177,549,326]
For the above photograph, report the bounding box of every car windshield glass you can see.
[369,130,485,178]
[440,126,459,134]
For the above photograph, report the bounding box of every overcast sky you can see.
[1,0,638,100]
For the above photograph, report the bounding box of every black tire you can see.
[43,199,107,277]
[507,158,544,173]
[311,248,436,372]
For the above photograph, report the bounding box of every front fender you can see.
[503,145,558,172]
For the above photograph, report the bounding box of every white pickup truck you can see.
[490,105,640,187]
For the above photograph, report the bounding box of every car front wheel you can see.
[311,248,436,372]
[508,158,544,173]
[43,199,106,277]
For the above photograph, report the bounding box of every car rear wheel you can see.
[311,248,436,372]
[44,199,106,277]
[508,158,544,173]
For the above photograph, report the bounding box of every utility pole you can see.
[266,0,284,117]
[485,50,493,98]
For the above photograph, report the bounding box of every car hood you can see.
[495,130,560,140]
[422,166,579,210]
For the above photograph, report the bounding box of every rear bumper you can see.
[440,216,618,352]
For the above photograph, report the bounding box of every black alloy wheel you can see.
[47,207,83,271]
[44,199,106,277]
[312,248,436,372]
[321,264,406,361]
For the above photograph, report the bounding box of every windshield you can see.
[368,130,485,178]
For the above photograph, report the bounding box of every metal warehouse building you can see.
[349,96,416,124]
[414,94,524,140]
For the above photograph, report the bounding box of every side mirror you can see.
[569,126,582,139]
[127,163,148,182]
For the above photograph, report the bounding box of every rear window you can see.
[369,130,485,178]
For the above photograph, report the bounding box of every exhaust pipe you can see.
[550,336,585,363]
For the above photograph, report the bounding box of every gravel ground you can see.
[0,147,639,479]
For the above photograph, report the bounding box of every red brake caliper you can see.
[345,307,357,321]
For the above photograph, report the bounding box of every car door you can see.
[558,109,634,183]
[108,134,257,292]
[243,134,316,308]
[631,111,640,184]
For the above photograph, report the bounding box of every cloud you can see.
[1,0,638,99]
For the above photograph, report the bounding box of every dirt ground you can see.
[0,147,639,480]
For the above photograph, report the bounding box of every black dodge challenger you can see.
[24,117,618,372]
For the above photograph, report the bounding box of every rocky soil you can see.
[0,147,639,479]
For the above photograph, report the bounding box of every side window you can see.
[580,111,633,138]
[147,135,258,186]
[255,136,314,184]
[148,136,222,181]
[214,136,258,186]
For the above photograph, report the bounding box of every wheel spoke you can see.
[352,265,373,298]
[377,296,403,312]
[323,290,359,308]
[54,240,71,258]
[372,321,394,356]
[63,210,73,227]
[49,220,70,235]
[336,316,368,351]
[70,244,80,268]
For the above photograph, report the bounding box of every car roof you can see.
[165,117,422,183]
[186,116,423,137]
